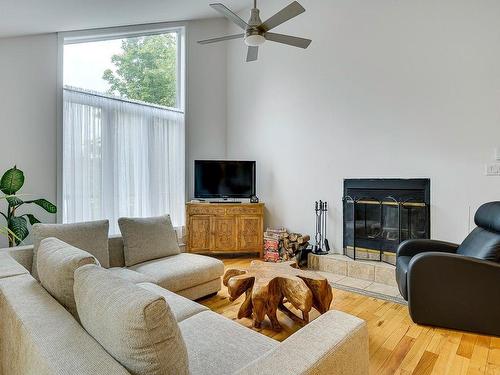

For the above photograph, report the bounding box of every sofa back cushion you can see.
[74,264,189,375]
[118,215,180,267]
[32,220,110,279]
[457,227,500,262]
[37,237,99,318]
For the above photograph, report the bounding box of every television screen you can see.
[194,160,256,199]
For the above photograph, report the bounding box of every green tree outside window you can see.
[102,34,178,108]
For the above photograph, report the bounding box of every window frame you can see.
[56,22,187,223]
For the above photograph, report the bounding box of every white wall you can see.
[186,19,227,197]
[0,18,228,245]
[226,0,500,249]
[0,34,58,246]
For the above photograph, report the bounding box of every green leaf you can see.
[24,214,41,225]
[8,216,29,245]
[0,166,25,195]
[25,199,57,214]
[6,195,24,207]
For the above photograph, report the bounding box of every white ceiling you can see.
[0,0,251,38]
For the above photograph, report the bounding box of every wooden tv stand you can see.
[186,202,264,256]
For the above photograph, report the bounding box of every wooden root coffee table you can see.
[223,260,333,331]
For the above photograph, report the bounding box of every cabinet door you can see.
[211,217,237,251]
[238,216,263,251]
[188,216,211,251]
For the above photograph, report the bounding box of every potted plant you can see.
[0,166,57,247]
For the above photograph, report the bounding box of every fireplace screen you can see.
[343,179,430,263]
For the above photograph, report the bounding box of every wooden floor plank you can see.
[412,351,438,375]
[200,258,500,375]
[467,336,491,375]
[458,334,479,359]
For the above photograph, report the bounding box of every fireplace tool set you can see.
[313,200,330,255]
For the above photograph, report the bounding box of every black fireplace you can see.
[343,179,430,263]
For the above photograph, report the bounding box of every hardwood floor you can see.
[200,258,500,375]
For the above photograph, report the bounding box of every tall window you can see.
[62,27,185,234]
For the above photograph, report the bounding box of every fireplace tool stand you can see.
[313,200,330,255]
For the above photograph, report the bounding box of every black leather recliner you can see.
[396,201,500,336]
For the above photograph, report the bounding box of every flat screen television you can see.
[194,160,256,199]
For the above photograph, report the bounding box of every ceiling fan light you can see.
[245,34,266,47]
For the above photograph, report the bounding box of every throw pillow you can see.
[73,264,189,375]
[118,215,179,267]
[37,237,99,318]
[32,220,110,279]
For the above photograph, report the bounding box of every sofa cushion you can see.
[118,215,180,267]
[138,282,208,322]
[74,264,189,375]
[130,253,224,293]
[179,311,278,375]
[108,267,156,284]
[32,220,109,279]
[176,278,222,301]
[37,237,99,318]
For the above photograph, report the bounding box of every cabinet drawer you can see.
[225,206,262,216]
[188,206,226,215]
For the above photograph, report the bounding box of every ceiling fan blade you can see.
[246,46,259,62]
[210,3,248,30]
[198,34,245,45]
[265,32,312,49]
[260,1,305,32]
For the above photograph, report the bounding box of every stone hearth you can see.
[308,253,404,302]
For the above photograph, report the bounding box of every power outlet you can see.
[485,163,500,176]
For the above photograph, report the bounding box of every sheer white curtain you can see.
[62,88,185,234]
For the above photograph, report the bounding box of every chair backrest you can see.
[457,202,500,262]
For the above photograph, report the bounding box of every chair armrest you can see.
[397,239,459,258]
[235,311,368,375]
[408,252,500,336]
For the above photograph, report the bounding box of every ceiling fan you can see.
[198,0,312,62]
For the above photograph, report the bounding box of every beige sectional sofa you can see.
[0,220,369,375]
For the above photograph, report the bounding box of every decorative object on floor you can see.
[186,202,264,255]
[396,201,500,336]
[223,260,333,331]
[0,166,57,246]
[198,1,312,62]
[313,200,330,255]
[263,227,310,264]
[343,179,430,264]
